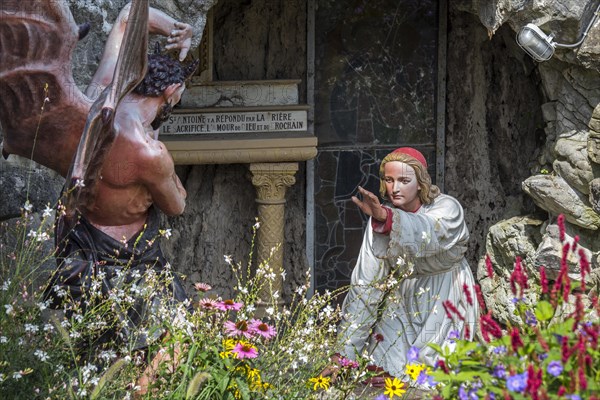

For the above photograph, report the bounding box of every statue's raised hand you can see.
[166,22,193,61]
[352,186,388,222]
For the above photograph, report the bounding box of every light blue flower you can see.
[546,360,563,377]
[525,310,537,326]
[492,364,507,379]
[458,384,479,400]
[416,369,436,386]
[407,346,420,362]
[506,372,528,393]
[448,330,460,343]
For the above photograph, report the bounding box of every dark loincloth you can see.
[43,206,189,350]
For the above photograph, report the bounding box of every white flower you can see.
[265,307,274,316]
[432,305,438,315]
[74,178,85,188]
[36,232,50,242]
[42,204,53,218]
[417,287,430,296]
[99,350,117,362]
[24,323,39,333]
[0,336,7,343]
[4,304,14,315]
[1,280,10,291]
[37,301,49,311]
[27,230,37,239]
[34,349,49,362]
[421,231,431,243]
[224,255,233,265]
[253,220,261,229]
[272,291,279,299]
[23,201,33,212]
[12,371,22,380]
[281,270,287,281]
[265,272,276,281]
[159,228,172,239]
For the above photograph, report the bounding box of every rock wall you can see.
[445,11,544,265]
[451,0,600,316]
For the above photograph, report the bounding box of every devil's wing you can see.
[65,0,149,211]
[0,0,91,177]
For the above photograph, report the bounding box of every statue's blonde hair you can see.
[378,152,440,205]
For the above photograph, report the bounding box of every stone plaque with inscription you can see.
[159,80,316,165]
[160,106,308,135]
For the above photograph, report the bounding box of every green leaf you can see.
[428,343,445,355]
[535,300,554,321]
[457,342,479,356]
[441,383,452,398]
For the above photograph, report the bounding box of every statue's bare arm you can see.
[86,4,193,98]
[137,141,187,216]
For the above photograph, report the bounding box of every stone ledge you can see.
[162,134,317,164]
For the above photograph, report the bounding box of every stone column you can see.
[249,162,298,306]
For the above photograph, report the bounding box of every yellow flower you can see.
[246,367,261,383]
[384,377,406,399]
[223,338,236,350]
[308,375,331,391]
[405,363,425,380]
[219,350,233,359]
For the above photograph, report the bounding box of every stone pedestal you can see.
[249,162,298,307]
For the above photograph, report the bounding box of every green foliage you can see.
[429,215,600,400]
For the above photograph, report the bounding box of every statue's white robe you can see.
[339,194,479,377]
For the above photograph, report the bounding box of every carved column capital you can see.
[249,163,299,204]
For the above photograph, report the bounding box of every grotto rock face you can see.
[66,0,216,86]
[476,216,543,325]
[458,0,600,316]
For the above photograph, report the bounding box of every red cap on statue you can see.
[391,147,427,169]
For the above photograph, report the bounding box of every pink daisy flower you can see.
[232,342,258,359]
[216,299,243,311]
[338,356,359,369]
[199,299,219,310]
[224,320,254,338]
[249,319,277,339]
[194,282,212,292]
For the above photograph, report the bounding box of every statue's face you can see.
[383,161,421,212]
[151,102,174,130]
[150,84,186,130]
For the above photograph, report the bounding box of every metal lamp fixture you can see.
[516,2,600,62]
